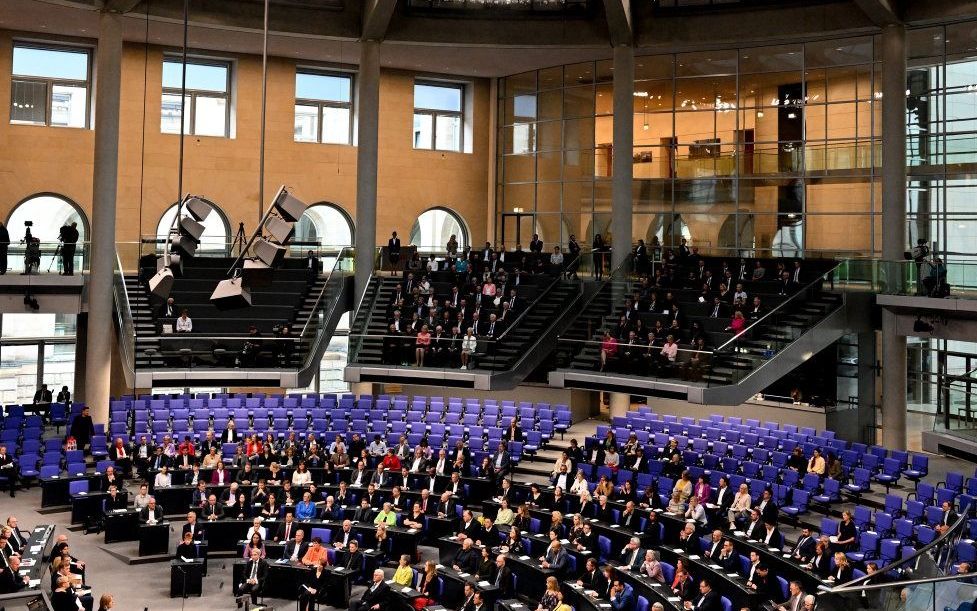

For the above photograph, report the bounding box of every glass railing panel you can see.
[296,247,355,376]
[0,241,90,275]
[112,251,136,378]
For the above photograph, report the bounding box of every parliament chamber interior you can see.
[3,1,977,610]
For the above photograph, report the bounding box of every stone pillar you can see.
[354,40,380,304]
[609,392,630,419]
[84,11,123,426]
[881,23,908,450]
[610,45,634,273]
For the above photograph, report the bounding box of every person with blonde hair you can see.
[537,576,561,611]
[96,593,114,611]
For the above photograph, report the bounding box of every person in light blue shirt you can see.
[294,491,317,520]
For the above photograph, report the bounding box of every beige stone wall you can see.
[0,32,490,258]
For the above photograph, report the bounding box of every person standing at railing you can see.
[550,246,564,275]
[592,233,606,280]
[566,234,581,279]
[305,249,318,279]
[59,222,79,276]
[0,222,7,275]
[387,231,401,273]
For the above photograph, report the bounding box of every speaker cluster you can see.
[148,195,216,300]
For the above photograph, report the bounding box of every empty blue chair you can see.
[846,531,879,563]
[598,535,611,562]
[844,468,872,499]
[902,454,929,486]
[874,458,902,492]
[884,494,903,517]
[68,480,89,496]
[812,478,841,509]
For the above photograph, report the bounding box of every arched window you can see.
[294,203,354,249]
[6,193,88,243]
[156,201,230,253]
[410,207,468,253]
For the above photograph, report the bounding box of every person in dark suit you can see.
[0,445,18,497]
[282,529,310,563]
[59,222,79,275]
[33,384,53,404]
[756,488,778,524]
[491,442,511,478]
[68,405,95,452]
[175,531,198,560]
[139,498,164,523]
[790,527,816,563]
[457,509,480,540]
[305,250,319,279]
[453,538,479,573]
[237,548,268,605]
[353,570,390,611]
[388,232,402,270]
[51,576,81,611]
[0,222,8,274]
[182,512,206,542]
[341,539,364,579]
[936,500,959,535]
[298,557,328,611]
[540,540,568,575]
[805,542,831,579]
[103,485,127,511]
[715,540,739,572]
[577,557,607,592]
[492,555,513,598]
[0,554,28,593]
[683,578,722,611]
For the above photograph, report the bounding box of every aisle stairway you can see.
[346,274,584,390]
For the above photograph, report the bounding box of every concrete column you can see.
[609,392,630,419]
[880,24,908,450]
[610,45,634,273]
[354,40,381,304]
[857,330,877,443]
[84,11,123,426]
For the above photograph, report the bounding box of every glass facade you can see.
[0,313,76,405]
[906,22,977,275]
[497,38,882,257]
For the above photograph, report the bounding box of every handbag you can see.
[413,597,434,609]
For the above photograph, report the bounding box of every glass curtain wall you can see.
[0,313,76,405]
[497,38,882,257]
[906,21,977,280]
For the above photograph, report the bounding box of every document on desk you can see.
[30,545,42,553]
[478,581,490,587]
[28,579,41,587]
[672,549,684,554]
[459,573,470,578]
[519,556,531,561]
[667,597,682,603]
[598,604,612,608]
[688,555,700,560]
[709,564,722,569]
[725,573,739,578]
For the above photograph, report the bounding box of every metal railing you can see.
[817,502,975,611]
[112,252,137,384]
[0,240,89,275]
[295,247,354,382]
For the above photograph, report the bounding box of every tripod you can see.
[232,222,247,256]
[47,243,62,273]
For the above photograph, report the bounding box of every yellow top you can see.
[393,565,414,586]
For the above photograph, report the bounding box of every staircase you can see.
[550,272,868,405]
[115,251,353,388]
[346,274,585,390]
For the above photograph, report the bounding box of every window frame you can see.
[293,68,355,145]
[9,42,92,129]
[160,56,232,138]
[413,80,465,152]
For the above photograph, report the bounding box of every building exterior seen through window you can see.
[10,43,90,128]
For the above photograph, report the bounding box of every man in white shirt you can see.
[175,310,192,333]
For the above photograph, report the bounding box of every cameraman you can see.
[24,237,40,275]
[59,222,79,276]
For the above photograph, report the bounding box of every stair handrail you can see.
[112,252,137,381]
[296,247,354,378]
[347,248,384,363]
[298,247,352,340]
[554,253,636,340]
[820,501,973,595]
[494,269,568,344]
[711,260,844,355]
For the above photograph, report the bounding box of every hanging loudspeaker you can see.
[178,216,206,242]
[170,234,198,258]
[242,258,274,287]
[184,197,212,222]
[264,215,295,244]
[253,238,286,268]
[274,191,306,222]
[148,268,174,299]
[210,277,252,310]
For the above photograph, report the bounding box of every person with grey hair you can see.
[353,569,390,611]
[651,604,664,611]
[802,594,816,610]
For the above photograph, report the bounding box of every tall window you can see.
[294,70,353,144]
[10,43,90,128]
[413,81,464,151]
[161,58,231,137]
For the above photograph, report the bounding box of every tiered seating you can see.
[131,256,328,368]
[1,402,93,487]
[562,256,841,385]
[583,407,972,573]
[104,392,572,468]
